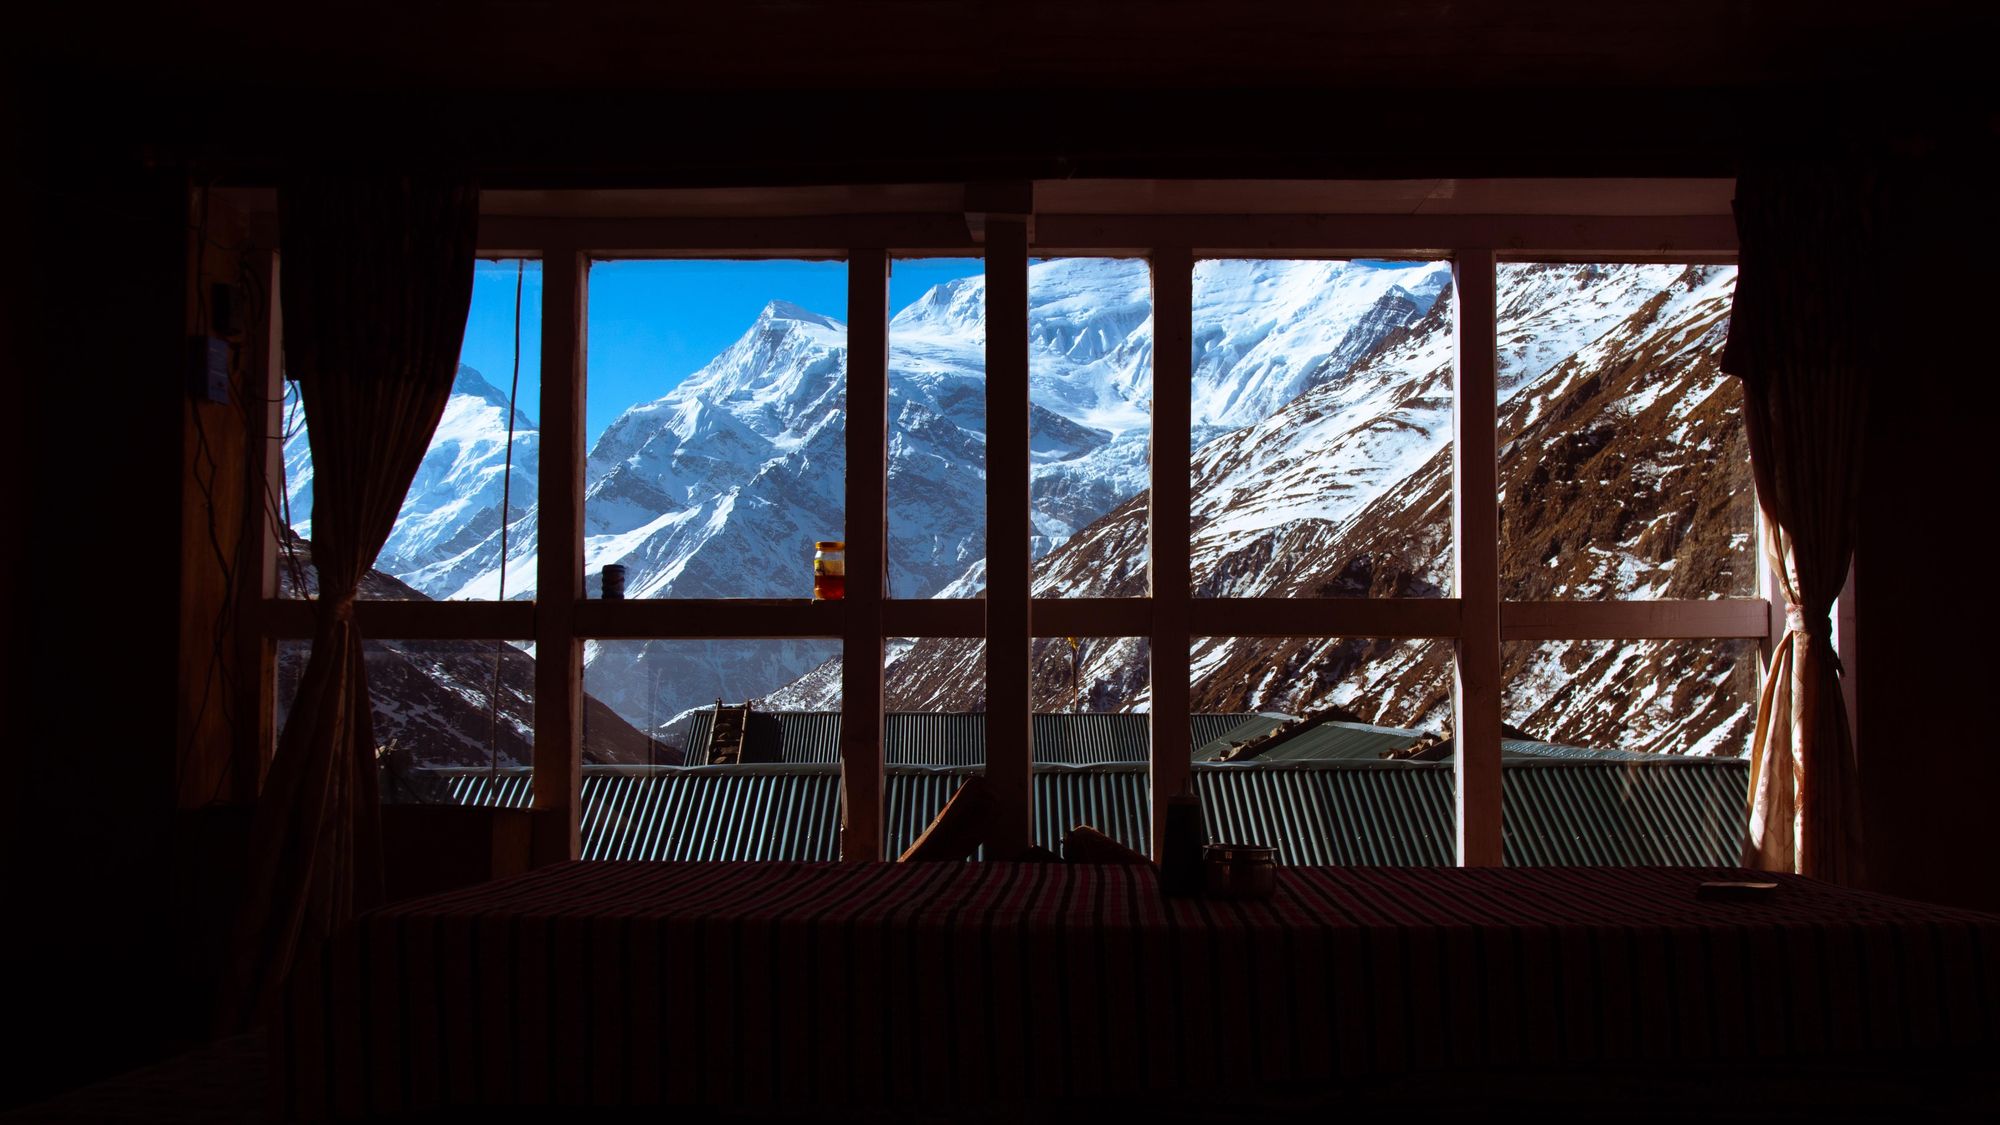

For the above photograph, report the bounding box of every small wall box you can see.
[189,336,229,404]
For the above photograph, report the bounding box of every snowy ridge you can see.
[284,363,539,600]
[781,263,1754,758]
[291,260,1752,757]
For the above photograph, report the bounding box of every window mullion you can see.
[1148,246,1195,861]
[532,246,586,864]
[841,248,889,861]
[1452,247,1503,867]
[239,246,284,799]
[985,217,1034,858]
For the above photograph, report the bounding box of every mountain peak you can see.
[450,363,535,426]
[758,299,842,330]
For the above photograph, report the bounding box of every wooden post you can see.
[533,248,586,865]
[178,189,259,808]
[985,216,1033,858]
[1149,246,1194,860]
[1452,248,1504,867]
[235,247,283,797]
[841,250,888,860]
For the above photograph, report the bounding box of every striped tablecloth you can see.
[277,862,1999,1119]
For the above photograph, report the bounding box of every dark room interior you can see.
[6,2,1997,1120]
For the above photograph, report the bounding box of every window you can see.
[1496,263,1751,601]
[281,259,543,602]
[1493,261,1760,865]
[277,638,541,805]
[246,195,1764,866]
[1190,259,1454,600]
[887,256,986,598]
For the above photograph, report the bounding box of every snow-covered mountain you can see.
[582,260,1445,724]
[787,262,1754,757]
[284,363,539,601]
[288,258,1752,757]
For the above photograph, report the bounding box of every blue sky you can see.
[458,257,983,442]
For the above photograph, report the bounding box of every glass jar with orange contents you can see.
[813,540,846,600]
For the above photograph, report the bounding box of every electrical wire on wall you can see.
[181,185,230,801]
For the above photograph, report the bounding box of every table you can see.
[277,861,2000,1119]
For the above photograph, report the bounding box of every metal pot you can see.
[1203,843,1277,899]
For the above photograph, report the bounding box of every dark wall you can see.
[1856,143,2000,913]
[4,88,189,1107]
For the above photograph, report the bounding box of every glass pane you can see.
[1500,638,1756,866]
[583,259,848,599]
[277,638,543,806]
[584,638,842,763]
[1503,637,1758,758]
[1191,636,1454,866]
[1190,636,1452,739]
[281,259,543,600]
[1497,263,1751,599]
[874,636,1154,857]
[885,257,1154,601]
[888,258,986,598]
[1189,259,1455,598]
[1028,258,1153,597]
[1035,636,1152,857]
[884,637,987,717]
[580,639,844,862]
[882,636,988,857]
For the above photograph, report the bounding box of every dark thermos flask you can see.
[1161,792,1206,896]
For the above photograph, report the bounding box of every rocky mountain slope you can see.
[273,535,661,773]
[290,259,1443,731]
[288,259,1753,757]
[786,263,1754,756]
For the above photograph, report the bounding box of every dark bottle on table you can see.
[1160,792,1206,896]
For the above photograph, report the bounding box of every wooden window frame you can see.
[248,203,1760,866]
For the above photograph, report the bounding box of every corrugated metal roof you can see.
[1499,759,1748,865]
[1189,713,1290,758]
[886,713,988,766]
[442,770,532,808]
[680,711,1321,767]
[1033,764,1151,853]
[1227,720,1427,763]
[1420,736,1661,763]
[684,710,843,765]
[425,755,1748,867]
[584,765,845,861]
[860,764,1154,858]
[1033,713,1153,765]
[883,766,975,858]
[1197,762,1454,865]
[1497,739,1659,763]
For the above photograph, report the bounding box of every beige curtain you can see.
[1724,163,1875,882]
[223,172,478,1028]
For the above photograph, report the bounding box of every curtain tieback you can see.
[1784,602,1843,673]
[1783,602,1829,637]
[327,595,357,624]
